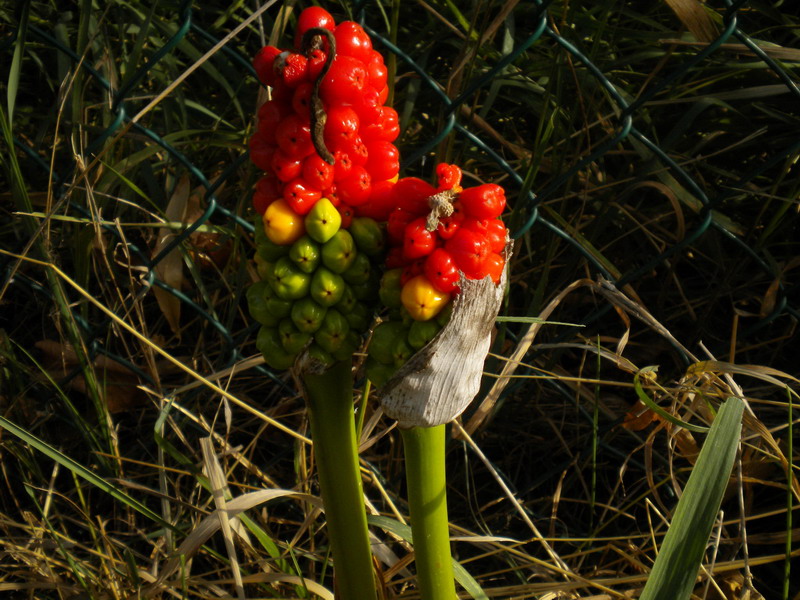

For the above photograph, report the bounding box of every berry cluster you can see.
[246,7,511,378]
[366,164,510,386]
[249,6,399,222]
[248,6,393,369]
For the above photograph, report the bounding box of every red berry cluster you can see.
[381,164,509,320]
[248,7,400,225]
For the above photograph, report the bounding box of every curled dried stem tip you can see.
[425,189,457,232]
[301,28,336,165]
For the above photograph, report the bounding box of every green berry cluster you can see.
[249,209,385,369]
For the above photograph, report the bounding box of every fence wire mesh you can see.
[2,0,799,595]
[4,1,797,381]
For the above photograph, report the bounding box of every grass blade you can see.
[368,515,490,600]
[0,414,176,531]
[7,0,30,123]
[640,396,744,600]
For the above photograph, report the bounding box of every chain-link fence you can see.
[4,0,797,379]
[2,0,799,595]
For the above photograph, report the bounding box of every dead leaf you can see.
[35,340,147,413]
[152,175,190,338]
[664,0,718,43]
[621,399,659,431]
[184,189,232,271]
[379,243,512,428]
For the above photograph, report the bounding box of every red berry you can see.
[253,46,282,86]
[295,6,336,49]
[356,179,395,221]
[257,100,285,144]
[436,213,463,240]
[367,51,388,89]
[436,163,462,190]
[339,136,369,166]
[485,253,505,284]
[403,217,436,260]
[271,150,303,182]
[377,84,389,104]
[352,86,382,123]
[361,106,399,142]
[253,176,281,214]
[323,184,340,206]
[459,183,506,219]
[483,218,508,253]
[278,53,309,88]
[364,141,399,181]
[252,190,272,215]
[337,165,372,206]
[320,55,368,104]
[292,82,313,116]
[461,217,491,237]
[387,209,415,244]
[332,150,354,182]
[337,204,354,229]
[324,106,360,147]
[307,48,328,80]
[249,134,276,171]
[270,82,292,104]
[256,175,280,200]
[302,154,335,190]
[391,177,436,215]
[445,228,490,280]
[425,248,460,293]
[400,260,426,286]
[275,114,314,159]
[283,178,321,215]
[334,22,373,63]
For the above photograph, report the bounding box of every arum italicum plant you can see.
[247,5,513,598]
[246,7,398,599]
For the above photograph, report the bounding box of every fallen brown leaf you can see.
[35,340,147,413]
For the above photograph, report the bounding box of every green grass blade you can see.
[640,396,744,600]
[0,414,177,532]
[368,515,490,600]
[634,367,710,433]
[7,0,30,123]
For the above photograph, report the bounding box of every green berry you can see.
[247,281,280,326]
[291,297,328,333]
[268,257,311,300]
[365,356,396,388]
[349,217,385,256]
[379,268,403,309]
[391,337,414,367]
[256,326,296,370]
[321,230,356,274]
[314,309,350,354]
[307,343,335,367]
[310,267,346,307]
[336,284,358,313]
[368,321,408,365]
[407,319,441,350]
[345,302,371,332]
[341,252,371,285]
[278,318,312,354]
[289,235,321,274]
[304,197,342,244]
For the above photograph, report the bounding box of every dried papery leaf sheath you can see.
[380,243,512,428]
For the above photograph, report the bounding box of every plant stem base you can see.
[402,424,457,600]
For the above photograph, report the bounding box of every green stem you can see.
[302,361,377,600]
[401,425,456,600]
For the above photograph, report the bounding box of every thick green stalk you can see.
[301,361,377,600]
[402,425,456,600]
